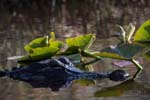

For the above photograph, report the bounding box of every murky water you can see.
[0,34,150,100]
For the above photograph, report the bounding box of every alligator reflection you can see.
[0,57,129,91]
[94,79,150,97]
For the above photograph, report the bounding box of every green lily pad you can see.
[18,46,59,63]
[63,34,95,54]
[21,32,64,63]
[92,52,127,60]
[50,41,64,49]
[134,20,150,42]
[49,32,64,49]
[93,44,144,60]
[25,36,49,54]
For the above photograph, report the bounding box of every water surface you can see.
[0,36,150,100]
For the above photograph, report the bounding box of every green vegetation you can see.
[18,32,96,62]
[18,20,150,79]
[134,20,150,42]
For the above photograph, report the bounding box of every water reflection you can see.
[0,39,150,100]
[94,79,150,97]
[0,57,129,92]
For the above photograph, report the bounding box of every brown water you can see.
[0,34,150,100]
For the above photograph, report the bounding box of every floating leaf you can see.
[134,20,150,42]
[50,41,64,49]
[18,46,59,63]
[94,44,144,60]
[23,32,64,61]
[49,32,64,48]
[48,32,64,49]
[92,52,127,60]
[64,34,95,54]
[30,46,58,58]
[25,36,49,53]
[90,43,145,70]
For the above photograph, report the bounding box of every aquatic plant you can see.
[18,20,150,79]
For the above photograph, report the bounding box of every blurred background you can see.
[0,0,150,37]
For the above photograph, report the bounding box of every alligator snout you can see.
[109,70,129,81]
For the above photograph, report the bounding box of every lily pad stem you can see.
[81,50,102,60]
[81,59,100,66]
[132,69,142,80]
[131,59,143,70]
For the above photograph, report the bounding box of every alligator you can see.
[0,57,129,91]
